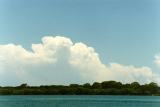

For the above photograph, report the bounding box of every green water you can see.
[0,95,160,107]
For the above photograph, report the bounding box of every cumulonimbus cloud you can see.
[0,36,159,86]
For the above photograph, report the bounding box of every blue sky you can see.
[0,0,160,85]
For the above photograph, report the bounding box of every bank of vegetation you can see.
[0,81,160,95]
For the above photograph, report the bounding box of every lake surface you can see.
[0,95,160,107]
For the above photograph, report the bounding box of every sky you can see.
[0,0,160,86]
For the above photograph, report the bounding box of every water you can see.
[0,95,160,107]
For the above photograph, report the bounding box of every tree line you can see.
[0,81,160,95]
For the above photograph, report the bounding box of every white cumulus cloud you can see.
[0,36,159,86]
[155,54,160,67]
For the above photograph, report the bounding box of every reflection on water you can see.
[0,95,160,107]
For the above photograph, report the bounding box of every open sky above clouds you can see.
[0,0,160,86]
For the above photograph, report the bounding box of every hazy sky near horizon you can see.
[0,0,160,85]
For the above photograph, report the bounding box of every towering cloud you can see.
[0,36,159,86]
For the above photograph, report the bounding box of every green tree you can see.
[19,83,28,88]
[83,83,91,88]
[130,82,140,89]
[69,84,80,88]
[92,82,101,89]
[101,81,122,89]
[148,82,159,94]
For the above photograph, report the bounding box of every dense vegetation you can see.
[0,81,160,95]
